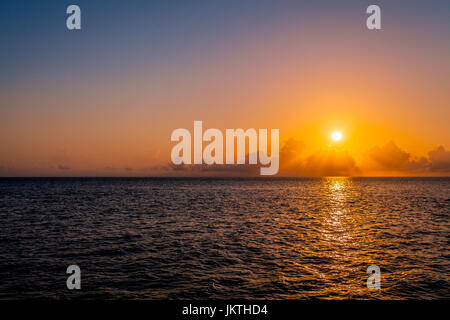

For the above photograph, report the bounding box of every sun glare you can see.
[331,131,343,142]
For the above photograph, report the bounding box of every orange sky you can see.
[1,2,449,176]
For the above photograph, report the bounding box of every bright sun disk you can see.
[331,131,343,142]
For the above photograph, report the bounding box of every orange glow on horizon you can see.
[1,9,449,177]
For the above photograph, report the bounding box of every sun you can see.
[331,131,343,142]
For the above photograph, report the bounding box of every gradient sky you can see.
[1,0,449,176]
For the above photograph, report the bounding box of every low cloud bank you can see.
[158,139,449,177]
[1,141,449,177]
[362,141,450,175]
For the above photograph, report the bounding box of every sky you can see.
[1,0,449,176]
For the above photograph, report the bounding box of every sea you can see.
[0,177,448,299]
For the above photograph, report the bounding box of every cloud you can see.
[302,149,359,176]
[2,140,448,177]
[367,141,410,170]
[164,162,260,176]
[403,156,429,172]
[428,145,450,172]
[278,139,449,176]
[362,141,450,175]
[159,139,450,177]
[279,138,305,173]
[278,138,359,176]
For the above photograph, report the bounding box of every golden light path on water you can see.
[295,177,382,299]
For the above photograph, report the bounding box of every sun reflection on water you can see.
[311,177,381,298]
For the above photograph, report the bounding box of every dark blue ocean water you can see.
[0,177,449,299]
